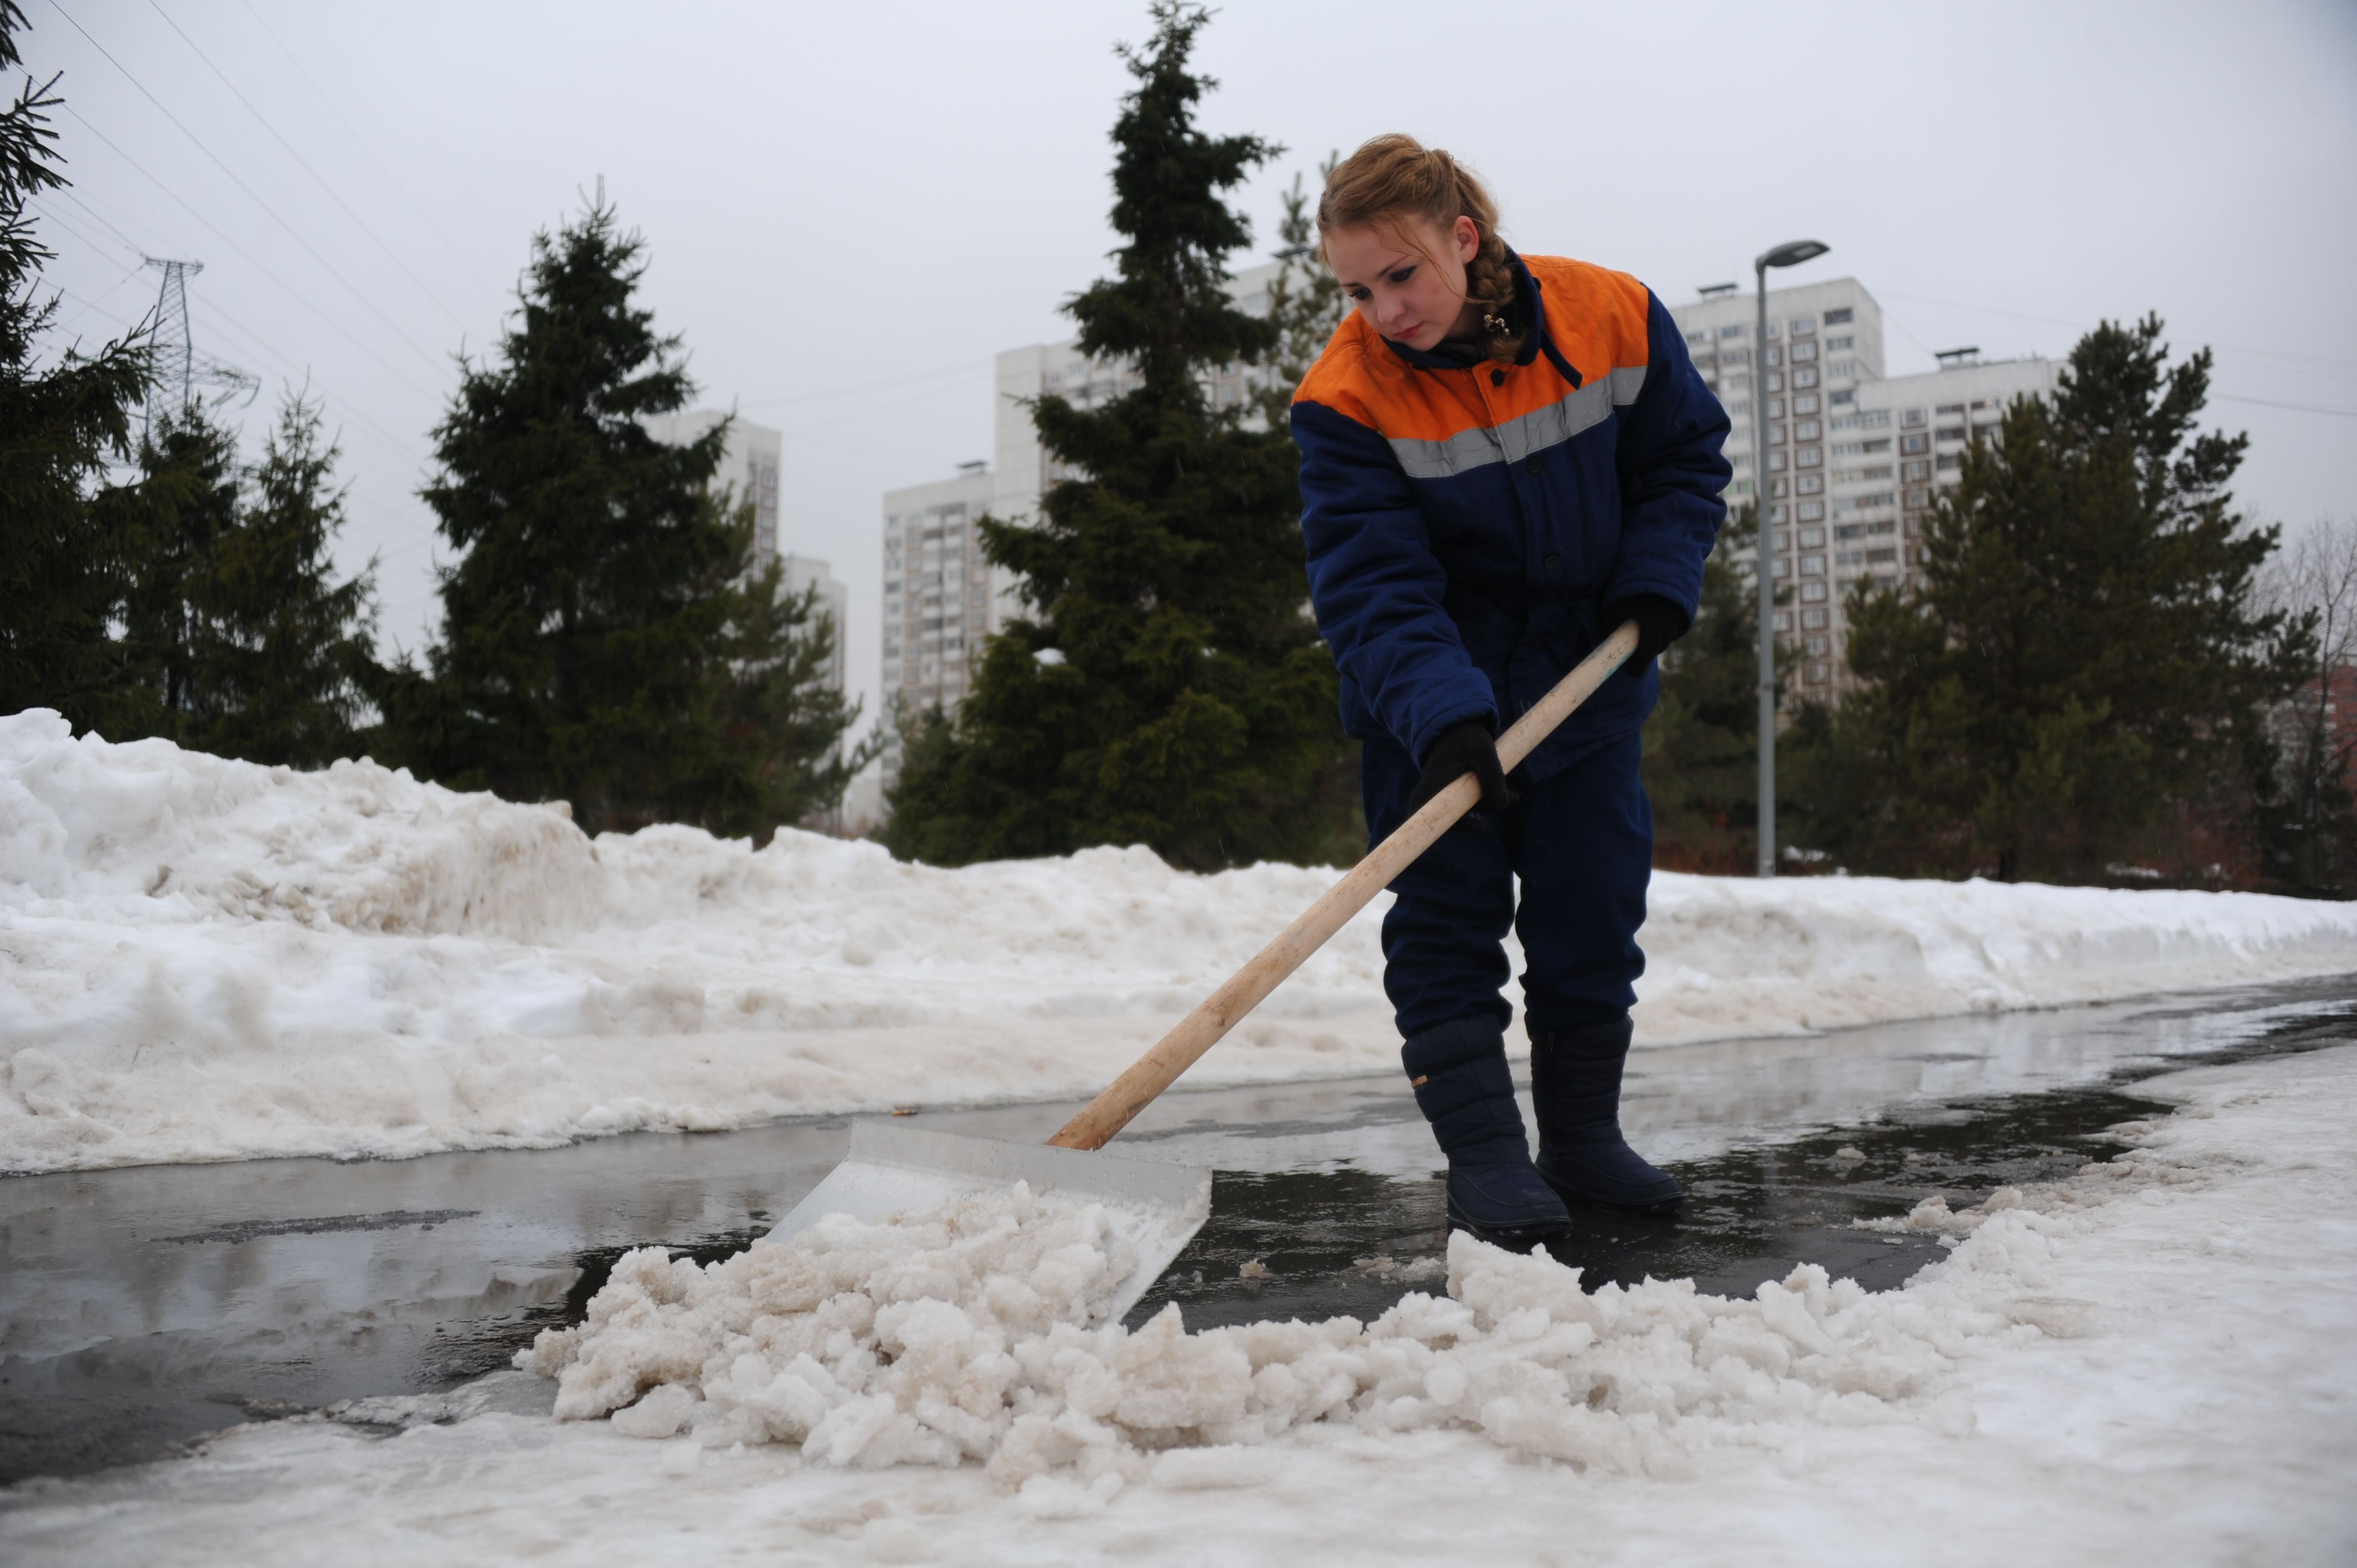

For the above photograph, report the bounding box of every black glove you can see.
[1406,718,1513,820]
[1599,594,1689,678]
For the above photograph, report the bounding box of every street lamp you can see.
[1752,238,1829,878]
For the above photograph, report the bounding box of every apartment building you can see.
[643,409,784,574]
[1668,284,2058,699]
[880,260,1291,780]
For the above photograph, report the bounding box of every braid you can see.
[1319,135,1526,363]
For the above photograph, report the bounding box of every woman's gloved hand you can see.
[1599,594,1689,678]
[1406,718,1514,819]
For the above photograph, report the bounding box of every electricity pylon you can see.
[142,257,260,444]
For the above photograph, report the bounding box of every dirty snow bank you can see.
[6,708,2357,1173]
[6,1047,2350,1566]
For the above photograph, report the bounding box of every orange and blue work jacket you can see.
[1290,249,1731,781]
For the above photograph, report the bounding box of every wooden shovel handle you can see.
[1047,620,1642,1151]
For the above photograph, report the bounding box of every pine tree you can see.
[1644,503,1782,870]
[1794,317,2308,883]
[119,408,241,737]
[0,4,154,736]
[886,2,1351,870]
[371,196,867,837]
[178,391,378,767]
[1254,161,1343,429]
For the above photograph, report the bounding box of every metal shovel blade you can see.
[766,1120,1213,1325]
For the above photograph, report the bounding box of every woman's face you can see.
[1324,214,1483,352]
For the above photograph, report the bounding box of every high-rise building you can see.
[1668,283,2055,699]
[879,463,996,781]
[880,260,1291,782]
[779,554,849,693]
[644,410,784,574]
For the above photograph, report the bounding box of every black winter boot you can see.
[1530,1015,1684,1215]
[1402,1018,1572,1246]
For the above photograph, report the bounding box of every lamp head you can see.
[1757,240,1830,271]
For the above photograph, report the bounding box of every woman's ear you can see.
[1453,214,1481,264]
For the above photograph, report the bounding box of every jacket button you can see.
[1543,553,1562,574]
[1490,370,1506,387]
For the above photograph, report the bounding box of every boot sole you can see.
[1444,1194,1573,1247]
[1535,1169,1684,1217]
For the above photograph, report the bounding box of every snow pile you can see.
[523,1182,2008,1497]
[7,708,2357,1173]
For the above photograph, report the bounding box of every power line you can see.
[234,0,476,276]
[145,0,473,336]
[1878,289,2357,375]
[2212,394,2357,419]
[58,102,445,403]
[43,0,448,374]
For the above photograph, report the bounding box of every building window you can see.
[1686,329,1710,345]
[1801,555,1826,576]
[1791,340,1818,363]
[1829,389,1854,406]
[1767,372,1784,393]
[1721,324,1745,338]
[1805,635,1829,656]
[1905,487,1931,508]
[1767,397,1784,417]
[1902,460,1931,482]
[1900,432,1929,455]
[1903,408,1927,427]
[1795,473,1824,494]
[1771,424,1787,446]
[1769,450,1788,472]
[1765,346,1783,368]
[1826,335,1854,351]
[1795,420,1822,441]
[1792,367,1819,389]
[1794,393,1820,414]
[1807,662,1831,684]
[1798,500,1825,521]
[1937,453,1962,471]
[1937,425,1967,443]
[1774,610,1794,633]
[1799,527,1826,547]
[1794,446,1822,468]
[1824,307,1853,325]
[1770,504,1789,524]
[1800,580,1828,602]
[1771,477,1789,498]
[1801,607,1829,630]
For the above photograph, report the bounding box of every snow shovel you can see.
[767,621,1643,1322]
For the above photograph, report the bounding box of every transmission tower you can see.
[142,257,260,444]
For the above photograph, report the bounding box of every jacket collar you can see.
[1378,246,1550,374]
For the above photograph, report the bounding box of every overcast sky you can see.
[22,0,2357,750]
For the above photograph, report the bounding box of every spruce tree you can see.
[372,197,867,837]
[0,3,154,735]
[178,391,379,767]
[1794,317,2308,883]
[1643,503,1782,870]
[886,2,1350,870]
[119,408,241,737]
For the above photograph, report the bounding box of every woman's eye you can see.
[1347,287,1371,301]
[1386,265,1417,286]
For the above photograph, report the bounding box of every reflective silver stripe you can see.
[1387,374,1636,481]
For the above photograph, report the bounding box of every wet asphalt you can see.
[3,974,2353,1484]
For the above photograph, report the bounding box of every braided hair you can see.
[1316,134,1524,362]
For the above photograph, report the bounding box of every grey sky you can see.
[23,0,2357,750]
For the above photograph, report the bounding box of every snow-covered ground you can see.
[3,1041,2349,1566]
[7,709,2357,1174]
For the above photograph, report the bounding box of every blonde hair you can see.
[1317,134,1522,361]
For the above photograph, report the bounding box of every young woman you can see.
[1290,135,1732,1245]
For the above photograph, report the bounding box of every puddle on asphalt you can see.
[3,987,2351,1483]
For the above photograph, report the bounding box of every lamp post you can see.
[1752,238,1830,878]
